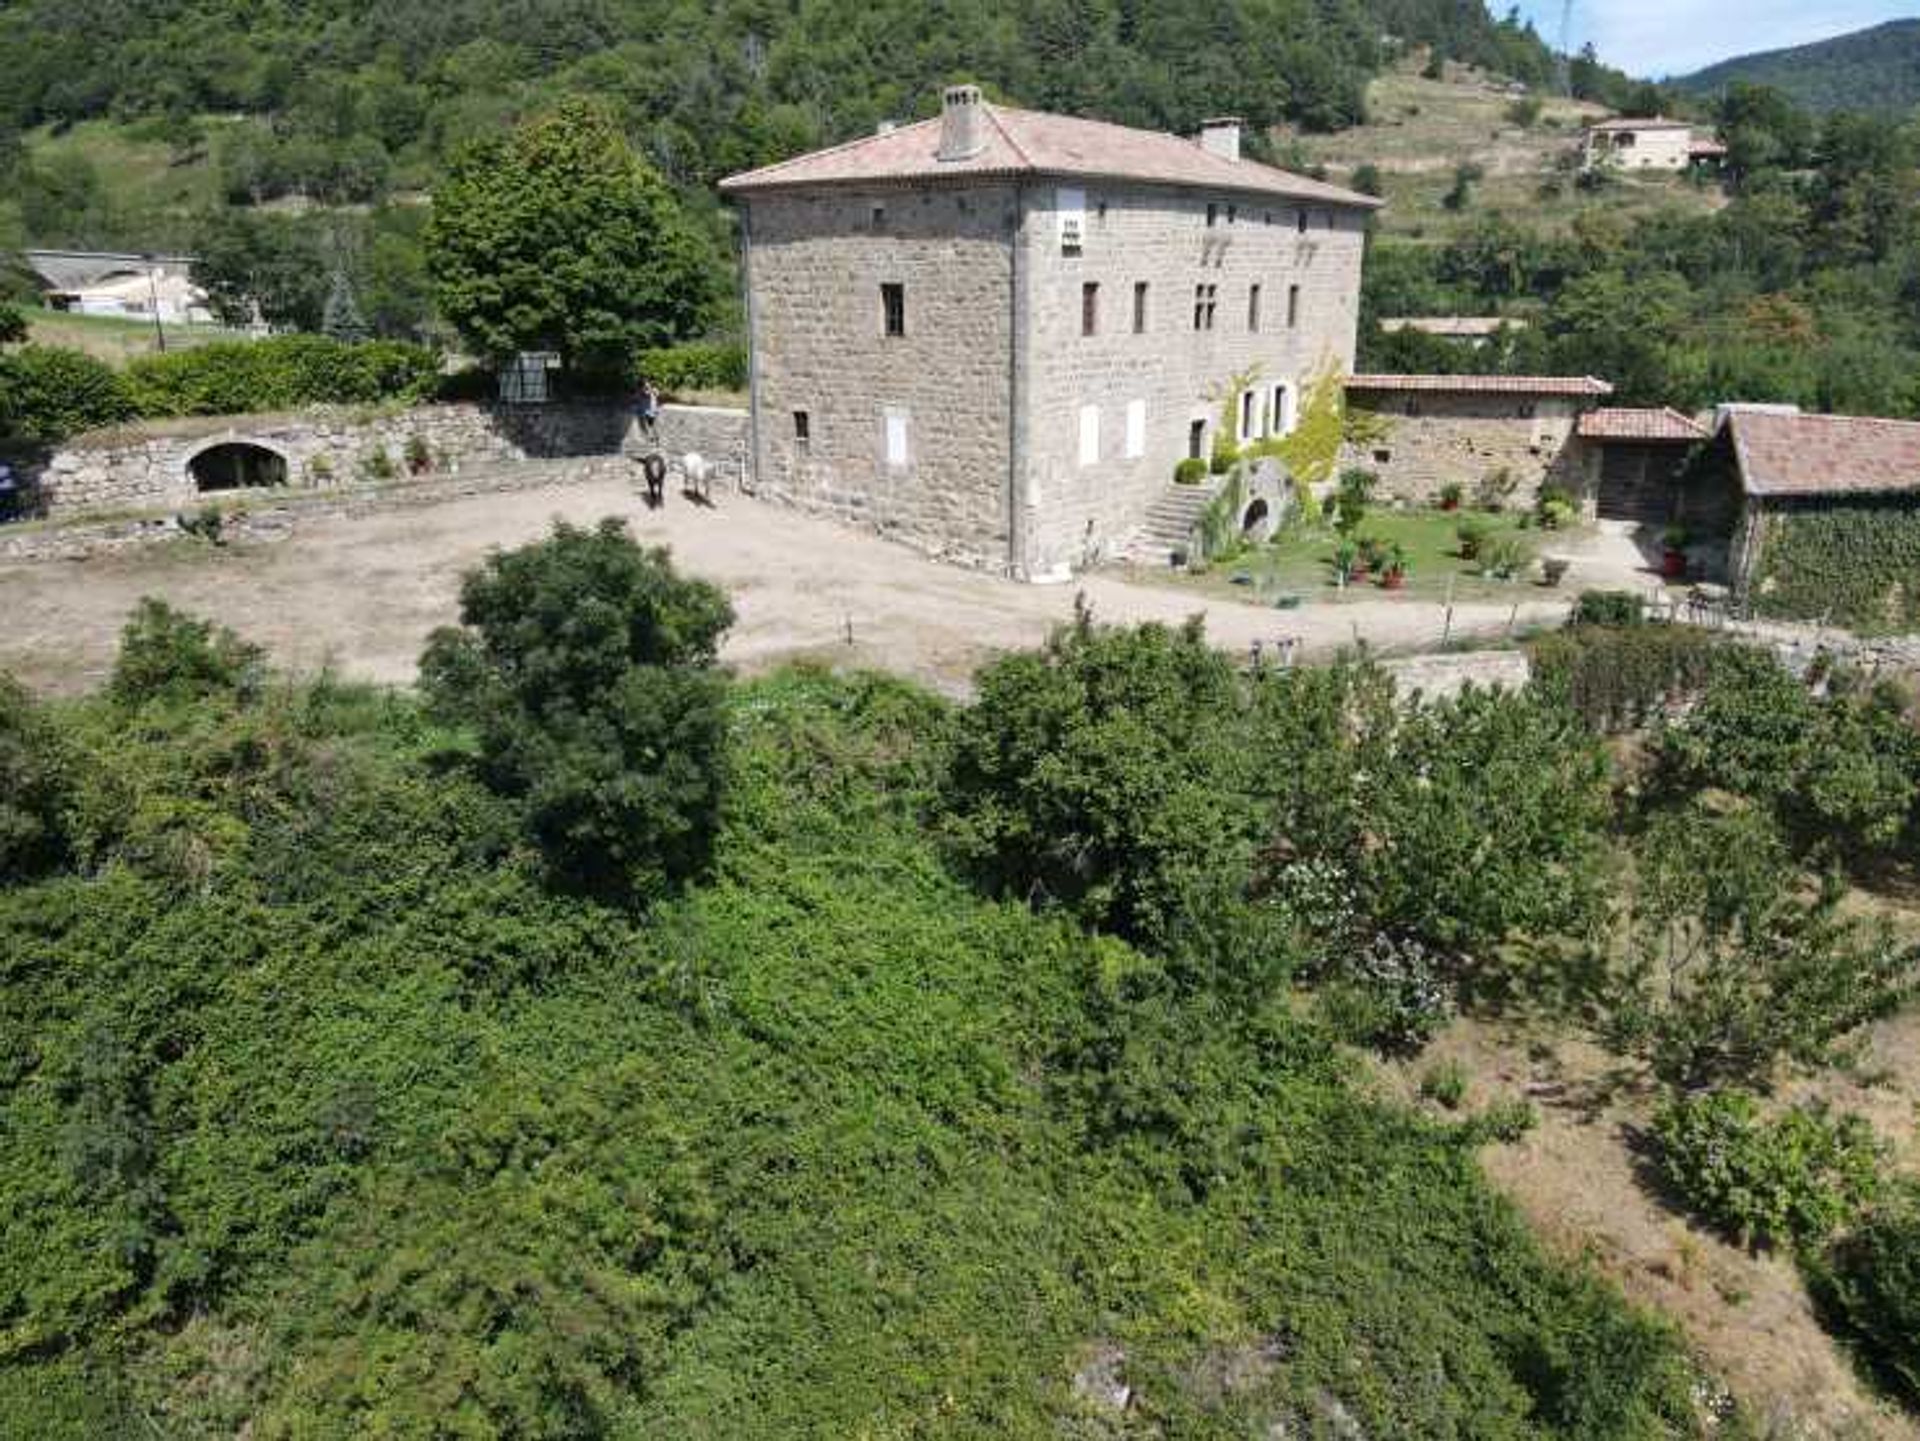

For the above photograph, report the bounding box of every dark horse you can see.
[637,452,668,509]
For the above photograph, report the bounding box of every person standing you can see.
[634,378,661,443]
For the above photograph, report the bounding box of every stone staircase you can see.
[1118,479,1220,565]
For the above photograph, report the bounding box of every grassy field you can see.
[24,305,247,366]
[23,117,226,223]
[1131,506,1591,609]
[1294,61,1726,243]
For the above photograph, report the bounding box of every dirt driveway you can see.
[0,476,1567,696]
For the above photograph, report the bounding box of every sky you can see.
[1511,0,1915,77]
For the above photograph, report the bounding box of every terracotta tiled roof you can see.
[719,104,1381,208]
[1577,407,1709,442]
[1345,374,1613,397]
[1728,411,1920,499]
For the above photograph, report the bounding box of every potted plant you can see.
[1381,542,1409,590]
[1437,480,1464,512]
[1540,554,1571,587]
[1661,524,1688,579]
[1331,538,1359,586]
[405,433,433,476]
[1480,535,1530,583]
[1456,515,1492,560]
[1536,484,1577,531]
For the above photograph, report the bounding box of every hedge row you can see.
[1754,502,1920,634]
[1528,621,1725,733]
[636,341,746,396]
[0,338,439,444]
[124,337,439,417]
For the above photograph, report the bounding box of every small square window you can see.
[1373,448,1391,464]
[881,282,905,338]
[1132,281,1148,334]
[870,205,886,229]
[1082,281,1099,337]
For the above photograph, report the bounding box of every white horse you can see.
[680,452,712,503]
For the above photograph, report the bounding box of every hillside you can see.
[1673,19,1920,115]
[1297,59,1724,243]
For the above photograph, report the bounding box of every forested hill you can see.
[0,0,1555,196]
[1673,19,1920,115]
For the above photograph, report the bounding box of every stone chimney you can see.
[937,84,985,162]
[1198,117,1243,162]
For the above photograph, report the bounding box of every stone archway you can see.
[1240,497,1271,537]
[186,441,290,493]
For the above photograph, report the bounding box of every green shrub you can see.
[0,673,72,880]
[419,518,733,903]
[1173,457,1208,485]
[1654,1090,1881,1249]
[1319,931,1453,1055]
[1455,515,1492,558]
[0,345,136,441]
[122,336,439,417]
[1479,534,1532,581]
[1656,646,1920,867]
[1420,1057,1469,1108]
[109,599,266,709]
[636,340,746,395]
[941,605,1261,954]
[1604,804,1918,1088]
[1528,624,1722,733]
[1574,590,1645,627]
[1810,1184,1920,1403]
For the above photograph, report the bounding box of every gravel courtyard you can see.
[0,475,1573,696]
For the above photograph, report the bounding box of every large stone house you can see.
[720,85,1379,579]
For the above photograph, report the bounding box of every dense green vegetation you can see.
[0,335,441,445]
[1360,88,1920,418]
[1674,20,1920,117]
[1751,501,1920,633]
[1,541,1739,1435]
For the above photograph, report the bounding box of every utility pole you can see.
[145,257,166,353]
[1557,0,1575,98]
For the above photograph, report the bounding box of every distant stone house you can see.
[720,85,1379,580]
[1581,118,1724,172]
[24,250,213,325]
[1340,374,1612,508]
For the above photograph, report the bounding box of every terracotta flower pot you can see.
[1383,571,1405,591]
[1661,548,1687,580]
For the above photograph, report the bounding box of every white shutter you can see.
[1124,400,1146,458]
[885,408,910,467]
[1057,187,1086,251]
[1078,404,1100,467]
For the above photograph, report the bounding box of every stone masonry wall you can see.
[1018,187,1367,578]
[23,402,746,519]
[742,185,1015,570]
[1339,391,1588,509]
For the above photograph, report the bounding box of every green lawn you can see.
[1135,506,1587,607]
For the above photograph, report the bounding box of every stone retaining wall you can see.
[18,402,748,519]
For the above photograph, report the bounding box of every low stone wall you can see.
[18,402,749,519]
[1341,392,1587,511]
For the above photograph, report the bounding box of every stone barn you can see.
[721,84,1379,580]
[1340,374,1611,509]
[1718,408,1920,626]
[1574,406,1712,526]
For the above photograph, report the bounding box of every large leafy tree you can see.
[420,519,734,901]
[427,99,720,375]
